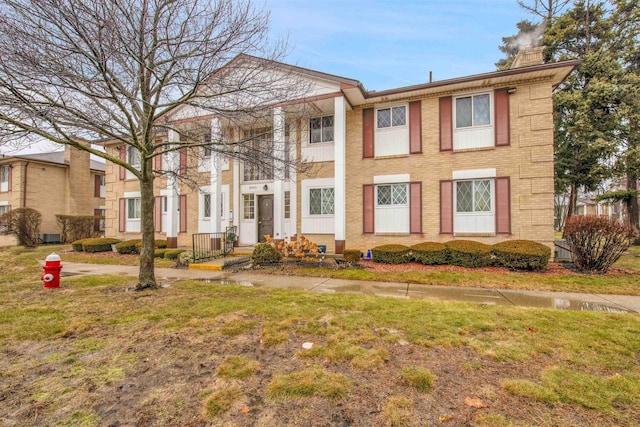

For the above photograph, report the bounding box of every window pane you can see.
[203,193,211,218]
[284,191,290,219]
[1,166,8,182]
[392,184,408,205]
[322,188,335,215]
[309,189,322,215]
[473,94,490,126]
[456,97,472,128]
[127,198,140,219]
[128,147,141,167]
[310,117,322,143]
[456,182,473,213]
[377,108,391,128]
[474,180,491,212]
[392,106,406,126]
[243,194,254,219]
[322,116,334,142]
[377,185,392,206]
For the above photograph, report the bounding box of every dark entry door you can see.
[257,195,274,242]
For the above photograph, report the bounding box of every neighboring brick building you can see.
[103,50,578,253]
[0,145,106,246]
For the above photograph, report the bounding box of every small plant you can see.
[492,240,551,271]
[162,248,186,260]
[371,245,411,264]
[71,238,92,252]
[563,215,636,273]
[0,207,42,247]
[411,242,448,265]
[265,234,319,258]
[82,238,121,253]
[342,249,361,263]
[400,366,435,392]
[177,251,192,266]
[251,242,282,265]
[446,240,493,268]
[154,248,167,258]
[114,239,142,254]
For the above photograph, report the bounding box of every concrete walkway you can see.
[58,262,640,314]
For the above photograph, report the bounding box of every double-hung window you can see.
[125,198,141,232]
[376,106,406,129]
[127,146,141,170]
[376,184,408,207]
[455,94,490,129]
[309,115,334,143]
[454,179,495,234]
[0,165,10,192]
[374,183,409,233]
[309,187,334,216]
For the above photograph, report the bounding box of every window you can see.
[0,165,9,192]
[0,205,9,215]
[310,115,334,143]
[243,194,255,220]
[376,184,408,207]
[309,188,334,216]
[455,94,490,128]
[284,191,291,219]
[203,133,212,157]
[94,208,105,232]
[377,106,406,129]
[127,146,141,170]
[243,128,274,181]
[127,198,141,219]
[203,193,211,218]
[455,180,492,213]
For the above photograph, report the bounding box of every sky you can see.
[1,0,531,155]
[266,0,530,91]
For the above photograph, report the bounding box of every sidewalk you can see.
[59,262,640,314]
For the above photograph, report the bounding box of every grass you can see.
[266,367,351,401]
[216,355,259,379]
[400,366,435,392]
[202,386,242,418]
[381,396,413,427]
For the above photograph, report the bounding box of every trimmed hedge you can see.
[411,242,448,265]
[164,249,186,260]
[342,249,361,263]
[115,239,142,254]
[252,243,282,265]
[492,240,551,271]
[446,240,493,268]
[71,238,92,252]
[82,238,121,253]
[371,244,412,264]
[154,248,168,258]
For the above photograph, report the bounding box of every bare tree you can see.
[518,0,572,22]
[0,0,310,289]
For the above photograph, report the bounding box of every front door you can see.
[257,195,274,242]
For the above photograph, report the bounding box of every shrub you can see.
[563,215,636,273]
[135,239,168,252]
[446,240,493,268]
[164,249,186,260]
[371,245,411,264]
[56,214,101,243]
[115,239,142,254]
[71,238,92,252]
[265,234,319,258]
[0,207,42,247]
[154,248,167,258]
[252,243,282,265]
[82,238,121,253]
[411,242,448,265]
[342,249,361,263]
[492,240,551,271]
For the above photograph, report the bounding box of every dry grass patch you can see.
[381,396,413,427]
[266,367,351,401]
[400,366,435,392]
[502,379,559,404]
[216,355,259,380]
[202,386,242,418]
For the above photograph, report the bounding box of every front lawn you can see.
[0,247,639,426]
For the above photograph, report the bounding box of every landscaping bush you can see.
[0,207,41,247]
[371,245,411,264]
[71,238,92,252]
[446,240,493,268]
[342,249,361,263]
[563,215,636,273]
[56,214,101,243]
[154,248,167,258]
[411,242,448,265]
[252,242,282,265]
[82,238,121,253]
[164,249,186,260]
[115,239,142,254]
[492,240,551,271]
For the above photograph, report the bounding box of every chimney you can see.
[511,46,544,69]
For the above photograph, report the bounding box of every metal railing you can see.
[191,226,237,263]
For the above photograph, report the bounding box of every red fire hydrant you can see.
[42,253,62,289]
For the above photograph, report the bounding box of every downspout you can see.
[22,162,29,208]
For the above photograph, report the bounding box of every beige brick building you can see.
[103,51,578,254]
[0,145,106,246]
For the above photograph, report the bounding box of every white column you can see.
[334,96,347,247]
[210,117,222,233]
[273,107,285,239]
[232,127,240,239]
[166,129,180,246]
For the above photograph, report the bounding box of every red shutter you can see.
[119,198,126,232]
[179,194,187,233]
[7,166,12,192]
[440,180,453,234]
[154,196,162,232]
[495,177,511,234]
[409,182,422,233]
[495,89,510,146]
[179,149,187,175]
[439,96,453,151]
[363,184,374,234]
[94,175,100,197]
[409,101,422,154]
[362,108,374,158]
[119,145,126,180]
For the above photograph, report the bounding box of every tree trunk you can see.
[136,157,157,290]
[627,174,639,243]
[567,183,578,218]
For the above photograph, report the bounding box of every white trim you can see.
[334,95,346,242]
[301,178,335,234]
[452,168,496,180]
[0,201,9,206]
[374,174,410,184]
[124,191,141,198]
